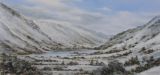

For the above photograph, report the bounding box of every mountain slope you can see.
[0,3,106,54]
[96,16,160,74]
[98,16,160,58]
[99,16,160,51]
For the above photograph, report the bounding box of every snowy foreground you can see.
[17,49,160,75]
[138,66,160,75]
[18,49,102,75]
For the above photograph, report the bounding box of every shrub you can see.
[67,61,79,65]
[132,56,160,73]
[124,56,140,66]
[143,49,154,54]
[53,66,63,71]
[91,60,129,75]
[0,53,43,75]
[42,67,52,71]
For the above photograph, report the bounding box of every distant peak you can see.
[0,2,21,17]
[154,15,160,19]
[151,16,160,22]
[0,2,11,10]
[146,15,160,27]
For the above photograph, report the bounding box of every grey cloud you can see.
[2,0,159,35]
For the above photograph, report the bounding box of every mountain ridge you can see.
[98,16,160,50]
[0,3,106,54]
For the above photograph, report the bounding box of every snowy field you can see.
[17,48,160,75]
[138,66,160,75]
[18,49,112,75]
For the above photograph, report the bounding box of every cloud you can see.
[84,11,158,35]
[2,0,160,35]
[99,7,112,12]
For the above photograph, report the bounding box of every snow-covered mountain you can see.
[95,16,160,75]
[97,15,160,63]
[99,16,160,51]
[0,3,106,54]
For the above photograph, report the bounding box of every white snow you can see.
[0,3,106,53]
[138,66,160,75]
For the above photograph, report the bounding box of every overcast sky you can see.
[1,0,160,35]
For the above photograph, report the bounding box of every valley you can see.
[16,47,160,75]
[0,2,160,75]
[17,49,123,75]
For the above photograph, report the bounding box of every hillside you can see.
[96,16,160,74]
[0,3,106,54]
[99,16,160,54]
